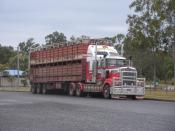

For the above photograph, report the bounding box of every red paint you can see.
[108,72,120,78]
[104,78,113,86]
[97,66,124,70]
[104,72,120,86]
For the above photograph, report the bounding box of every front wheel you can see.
[133,95,144,100]
[103,85,111,99]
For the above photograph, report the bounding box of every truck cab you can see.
[87,44,145,99]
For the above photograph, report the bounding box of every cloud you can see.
[0,0,131,46]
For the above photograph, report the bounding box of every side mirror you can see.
[128,56,132,60]
[128,56,132,66]
[103,53,107,58]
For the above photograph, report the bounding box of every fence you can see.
[0,76,30,87]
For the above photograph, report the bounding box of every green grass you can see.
[145,89,175,101]
[0,87,30,92]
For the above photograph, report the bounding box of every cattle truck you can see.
[29,39,145,99]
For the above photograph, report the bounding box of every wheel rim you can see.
[37,87,40,94]
[103,86,110,99]
[69,83,75,96]
[42,88,46,94]
[69,87,73,96]
[76,87,80,96]
[31,87,35,94]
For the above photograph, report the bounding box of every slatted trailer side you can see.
[30,42,90,94]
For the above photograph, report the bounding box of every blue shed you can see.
[2,70,25,77]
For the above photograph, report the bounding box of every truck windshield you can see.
[106,59,125,67]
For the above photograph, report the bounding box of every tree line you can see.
[0,0,174,82]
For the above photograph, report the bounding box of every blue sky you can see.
[0,0,132,47]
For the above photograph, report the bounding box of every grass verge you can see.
[145,89,175,101]
[0,87,30,92]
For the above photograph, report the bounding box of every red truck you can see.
[29,39,145,99]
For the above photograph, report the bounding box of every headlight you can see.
[113,78,122,86]
[137,81,144,87]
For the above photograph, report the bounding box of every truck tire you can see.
[31,84,36,94]
[133,95,144,100]
[31,87,36,94]
[42,85,47,94]
[103,85,111,99]
[36,84,41,94]
[69,83,75,96]
[76,83,83,97]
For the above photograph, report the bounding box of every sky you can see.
[0,0,132,47]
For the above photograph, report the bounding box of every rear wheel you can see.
[36,84,41,94]
[69,83,75,96]
[31,84,36,94]
[76,83,83,97]
[42,84,47,94]
[42,88,47,94]
[103,85,111,99]
[31,87,36,94]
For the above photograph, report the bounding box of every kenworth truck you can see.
[29,39,145,99]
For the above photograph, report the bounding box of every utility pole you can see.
[17,46,20,87]
[153,48,156,89]
[114,38,124,57]
[171,11,175,81]
[121,44,124,57]
[173,36,175,81]
[28,48,30,75]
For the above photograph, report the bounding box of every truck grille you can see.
[121,69,137,86]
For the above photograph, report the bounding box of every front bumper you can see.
[110,86,145,96]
